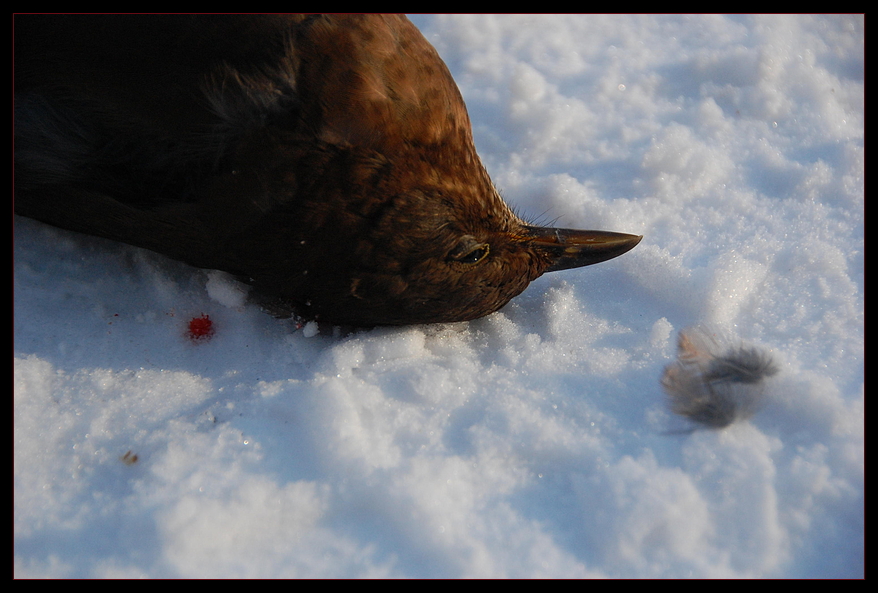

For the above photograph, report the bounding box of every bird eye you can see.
[458,245,489,264]
[449,237,490,265]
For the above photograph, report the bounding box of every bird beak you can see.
[523,226,643,272]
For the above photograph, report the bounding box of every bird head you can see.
[220,15,642,326]
[236,137,641,326]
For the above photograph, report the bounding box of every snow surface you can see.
[14,14,863,578]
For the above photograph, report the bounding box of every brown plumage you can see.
[13,14,641,326]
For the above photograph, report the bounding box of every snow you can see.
[14,14,863,578]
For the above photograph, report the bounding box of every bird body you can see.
[14,14,641,326]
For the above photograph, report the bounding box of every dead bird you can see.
[13,14,641,326]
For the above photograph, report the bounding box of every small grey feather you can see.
[661,326,779,429]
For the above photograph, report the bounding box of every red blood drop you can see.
[188,314,214,340]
